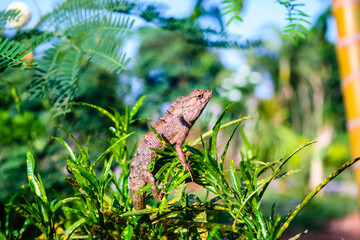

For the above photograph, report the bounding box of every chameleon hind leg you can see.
[143,171,167,202]
[130,178,147,210]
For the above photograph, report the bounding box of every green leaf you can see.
[229,159,241,195]
[184,145,203,156]
[210,121,221,159]
[255,200,267,238]
[69,163,89,189]
[62,207,85,217]
[101,156,114,184]
[130,95,145,120]
[52,197,81,213]
[207,226,221,240]
[92,132,133,168]
[71,164,100,193]
[190,116,253,147]
[65,218,87,240]
[226,15,243,26]
[220,122,241,171]
[121,225,133,239]
[26,152,47,202]
[288,230,308,240]
[135,184,150,194]
[71,102,116,123]
[53,137,77,164]
[240,127,253,161]
[149,147,175,156]
[58,126,90,167]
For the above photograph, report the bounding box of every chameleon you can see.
[129,89,213,210]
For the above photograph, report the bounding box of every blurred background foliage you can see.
[0,0,356,237]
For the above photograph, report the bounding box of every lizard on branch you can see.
[129,89,213,210]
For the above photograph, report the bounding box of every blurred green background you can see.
[1,0,357,238]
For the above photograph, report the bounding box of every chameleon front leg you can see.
[175,132,194,181]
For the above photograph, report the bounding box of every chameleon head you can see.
[180,89,213,124]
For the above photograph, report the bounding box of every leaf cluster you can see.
[25,0,135,114]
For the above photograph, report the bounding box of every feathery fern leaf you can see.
[64,12,134,39]
[0,38,33,70]
[82,38,130,74]
[29,44,63,98]
[36,0,127,29]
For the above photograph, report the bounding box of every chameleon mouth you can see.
[203,90,213,101]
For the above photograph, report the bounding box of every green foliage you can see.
[0,110,45,146]
[1,100,357,239]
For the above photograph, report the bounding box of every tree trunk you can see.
[332,0,360,204]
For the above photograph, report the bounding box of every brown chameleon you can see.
[129,89,213,210]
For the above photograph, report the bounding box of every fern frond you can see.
[64,12,134,39]
[26,0,133,110]
[221,0,243,26]
[29,44,63,98]
[30,46,81,114]
[278,0,310,45]
[21,30,56,50]
[35,0,132,74]
[51,51,81,114]
[0,38,33,70]
[81,38,130,74]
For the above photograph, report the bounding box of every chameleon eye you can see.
[197,93,203,98]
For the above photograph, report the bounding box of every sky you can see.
[3,0,336,41]
[155,0,336,41]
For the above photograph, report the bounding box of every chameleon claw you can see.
[182,162,194,182]
[161,182,170,195]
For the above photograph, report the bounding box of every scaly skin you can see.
[129,89,213,210]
